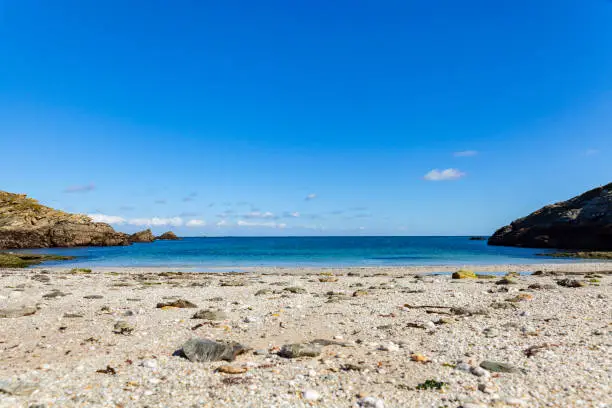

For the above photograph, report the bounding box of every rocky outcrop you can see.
[0,191,130,249]
[129,229,156,243]
[157,231,180,240]
[489,182,612,250]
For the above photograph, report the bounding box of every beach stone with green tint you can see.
[278,343,322,358]
[480,360,522,374]
[180,338,247,362]
[452,269,476,279]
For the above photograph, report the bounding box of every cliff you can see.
[488,182,612,250]
[0,191,131,249]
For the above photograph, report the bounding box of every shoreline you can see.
[31,261,612,275]
[1,264,610,407]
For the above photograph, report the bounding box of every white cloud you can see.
[88,214,126,225]
[237,220,287,228]
[453,150,478,157]
[186,219,206,227]
[287,211,300,218]
[216,219,230,227]
[129,217,183,227]
[243,211,277,219]
[305,193,317,201]
[423,168,466,181]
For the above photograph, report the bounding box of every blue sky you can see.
[1,0,611,236]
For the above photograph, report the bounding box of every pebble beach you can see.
[1,263,610,408]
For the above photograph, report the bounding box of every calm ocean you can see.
[12,236,581,268]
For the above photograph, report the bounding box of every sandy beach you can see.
[0,263,610,407]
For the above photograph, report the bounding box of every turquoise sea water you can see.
[11,236,589,268]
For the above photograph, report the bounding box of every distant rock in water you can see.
[129,229,155,243]
[157,231,180,240]
[489,182,612,250]
[469,236,487,241]
[0,190,130,249]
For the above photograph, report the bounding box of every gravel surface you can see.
[0,264,610,407]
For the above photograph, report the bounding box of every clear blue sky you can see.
[1,0,611,236]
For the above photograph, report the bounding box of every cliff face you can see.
[0,191,130,249]
[488,183,612,250]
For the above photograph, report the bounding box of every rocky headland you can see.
[489,182,612,250]
[0,191,179,250]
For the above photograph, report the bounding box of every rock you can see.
[0,306,36,318]
[496,277,517,285]
[217,365,247,374]
[452,269,476,279]
[455,362,472,372]
[129,229,155,243]
[527,283,556,290]
[451,307,488,316]
[470,366,490,377]
[278,343,322,358]
[180,338,248,362]
[358,396,385,408]
[42,289,68,298]
[556,279,586,288]
[303,389,321,401]
[83,295,104,299]
[0,190,131,249]
[0,379,38,396]
[220,279,247,287]
[353,290,368,297]
[113,320,134,335]
[64,313,83,318]
[156,299,198,308]
[488,182,612,250]
[283,286,307,294]
[479,360,522,374]
[156,231,180,240]
[192,309,228,320]
[255,289,273,296]
[319,276,338,282]
[506,293,533,302]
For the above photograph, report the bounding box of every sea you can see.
[11,236,587,269]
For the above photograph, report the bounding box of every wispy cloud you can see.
[453,150,478,157]
[182,192,198,202]
[179,211,200,217]
[237,220,287,228]
[282,211,300,218]
[305,193,317,201]
[216,219,229,227]
[64,183,95,193]
[585,149,599,156]
[423,168,466,181]
[119,206,135,211]
[243,211,278,220]
[186,219,206,227]
[154,199,166,205]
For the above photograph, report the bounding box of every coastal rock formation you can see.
[488,182,612,250]
[0,190,130,249]
[129,229,156,243]
[157,231,180,240]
